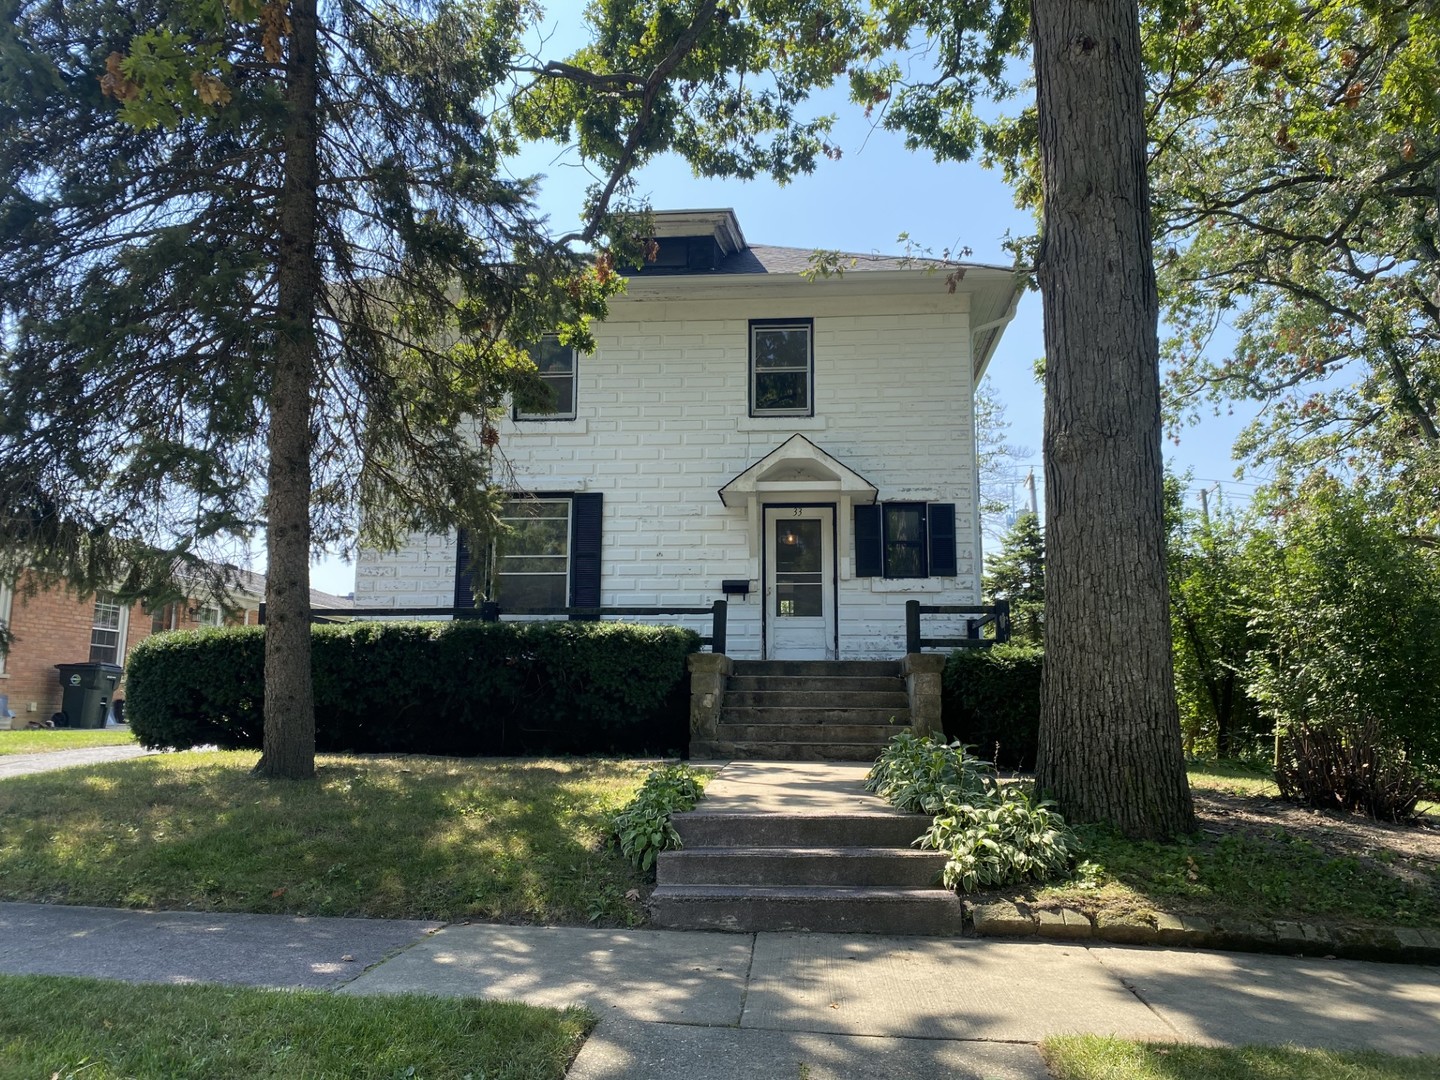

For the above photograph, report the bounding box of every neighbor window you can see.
[0,582,11,675]
[495,498,572,609]
[90,592,124,663]
[197,605,223,628]
[514,336,577,421]
[750,320,813,416]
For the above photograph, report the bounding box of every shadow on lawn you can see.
[0,754,651,925]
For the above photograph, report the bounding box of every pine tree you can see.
[983,511,1044,644]
[0,0,855,777]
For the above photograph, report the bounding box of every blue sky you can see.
[307,39,1262,596]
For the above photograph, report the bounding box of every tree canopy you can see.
[0,0,862,774]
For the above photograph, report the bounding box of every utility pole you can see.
[1024,468,1038,517]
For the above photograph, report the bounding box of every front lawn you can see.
[0,973,590,1080]
[0,728,137,756]
[1042,1036,1440,1080]
[0,751,654,924]
[1000,762,1440,929]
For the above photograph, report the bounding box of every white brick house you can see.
[356,209,1022,660]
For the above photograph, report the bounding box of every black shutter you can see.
[569,492,603,612]
[454,529,477,609]
[854,503,883,577]
[928,503,958,577]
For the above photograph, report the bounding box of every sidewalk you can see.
[2,901,1438,1079]
[0,740,153,780]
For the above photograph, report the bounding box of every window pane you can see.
[545,374,574,416]
[500,555,568,574]
[753,327,809,369]
[530,337,575,374]
[498,573,568,610]
[503,519,568,556]
[92,594,122,631]
[505,500,569,519]
[886,507,924,542]
[755,371,808,412]
[886,544,926,578]
[776,583,823,618]
[775,519,822,574]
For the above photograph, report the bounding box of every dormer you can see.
[629,208,747,274]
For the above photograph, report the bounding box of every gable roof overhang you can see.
[718,434,878,508]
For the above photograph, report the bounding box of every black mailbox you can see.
[721,579,751,596]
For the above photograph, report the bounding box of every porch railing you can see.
[904,599,1011,653]
[261,599,729,654]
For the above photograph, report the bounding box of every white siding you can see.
[358,280,985,658]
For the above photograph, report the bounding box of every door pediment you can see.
[717,434,878,507]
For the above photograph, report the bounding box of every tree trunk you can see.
[255,0,320,780]
[1030,0,1195,838]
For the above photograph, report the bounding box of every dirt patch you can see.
[1193,788,1440,871]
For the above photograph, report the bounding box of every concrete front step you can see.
[657,846,947,887]
[730,660,902,678]
[723,690,910,709]
[673,810,929,849]
[719,707,910,726]
[715,723,907,745]
[648,884,964,935]
[725,675,906,694]
[692,740,894,762]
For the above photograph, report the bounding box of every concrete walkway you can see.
[3,903,1439,1078]
[2,756,1439,1076]
[0,740,154,780]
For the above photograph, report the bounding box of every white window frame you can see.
[0,582,12,676]
[514,336,578,422]
[90,591,127,664]
[749,320,814,418]
[197,605,223,628]
[495,497,572,610]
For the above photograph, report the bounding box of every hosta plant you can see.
[920,785,1079,893]
[864,732,996,815]
[611,764,707,872]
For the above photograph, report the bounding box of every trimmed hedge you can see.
[941,644,1043,770]
[126,620,700,756]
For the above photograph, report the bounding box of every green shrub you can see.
[942,644,1042,769]
[864,731,995,815]
[868,732,1079,893]
[126,620,700,756]
[920,785,1079,892]
[611,764,708,871]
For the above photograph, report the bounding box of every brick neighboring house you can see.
[0,570,353,728]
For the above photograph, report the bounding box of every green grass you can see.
[1042,1036,1440,1080]
[0,728,137,756]
[0,973,591,1080]
[0,751,655,924]
[986,762,1440,928]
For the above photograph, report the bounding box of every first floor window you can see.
[197,605,223,628]
[854,502,958,579]
[90,592,124,663]
[883,503,928,578]
[514,336,578,420]
[496,498,572,609]
[750,319,813,416]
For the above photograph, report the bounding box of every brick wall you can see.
[2,583,257,728]
[358,278,991,659]
[2,574,150,727]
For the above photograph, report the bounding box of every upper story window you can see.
[750,319,813,417]
[514,336,577,421]
[90,592,124,663]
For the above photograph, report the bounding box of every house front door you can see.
[763,505,836,660]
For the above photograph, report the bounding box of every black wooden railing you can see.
[905,599,1011,653]
[262,599,729,654]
